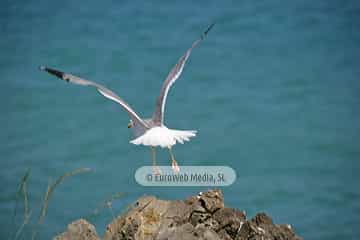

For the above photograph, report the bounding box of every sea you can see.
[1,0,359,239]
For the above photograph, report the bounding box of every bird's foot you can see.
[152,165,162,175]
[172,160,180,173]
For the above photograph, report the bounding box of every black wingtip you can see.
[39,66,65,79]
[204,22,215,36]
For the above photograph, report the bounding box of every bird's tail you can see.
[170,129,197,144]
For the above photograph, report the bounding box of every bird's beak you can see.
[128,122,133,128]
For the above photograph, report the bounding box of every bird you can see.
[40,23,214,173]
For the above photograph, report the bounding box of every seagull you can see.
[40,23,214,173]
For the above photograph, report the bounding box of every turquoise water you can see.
[1,0,360,239]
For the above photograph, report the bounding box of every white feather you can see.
[130,126,196,148]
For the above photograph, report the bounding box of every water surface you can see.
[1,1,359,239]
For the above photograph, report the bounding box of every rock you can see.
[213,208,246,238]
[103,189,302,240]
[239,213,302,240]
[251,212,273,225]
[54,219,100,240]
[197,190,224,213]
[54,190,302,240]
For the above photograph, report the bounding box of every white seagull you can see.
[40,23,214,172]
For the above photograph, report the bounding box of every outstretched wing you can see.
[40,66,149,129]
[152,23,215,125]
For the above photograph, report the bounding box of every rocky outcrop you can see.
[54,219,100,240]
[55,190,302,240]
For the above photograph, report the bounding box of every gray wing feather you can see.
[40,66,149,129]
[152,23,215,125]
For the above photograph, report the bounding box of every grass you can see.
[31,167,92,240]
[9,169,31,240]
[8,167,92,240]
[37,167,92,225]
[92,192,125,222]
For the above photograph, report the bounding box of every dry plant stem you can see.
[92,192,125,217]
[32,167,91,240]
[9,169,31,240]
[106,202,116,222]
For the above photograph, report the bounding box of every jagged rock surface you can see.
[54,219,100,240]
[55,190,302,240]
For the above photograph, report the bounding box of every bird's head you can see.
[127,119,133,128]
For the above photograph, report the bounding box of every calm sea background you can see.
[1,0,359,239]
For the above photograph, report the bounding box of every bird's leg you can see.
[150,147,161,175]
[168,147,180,173]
